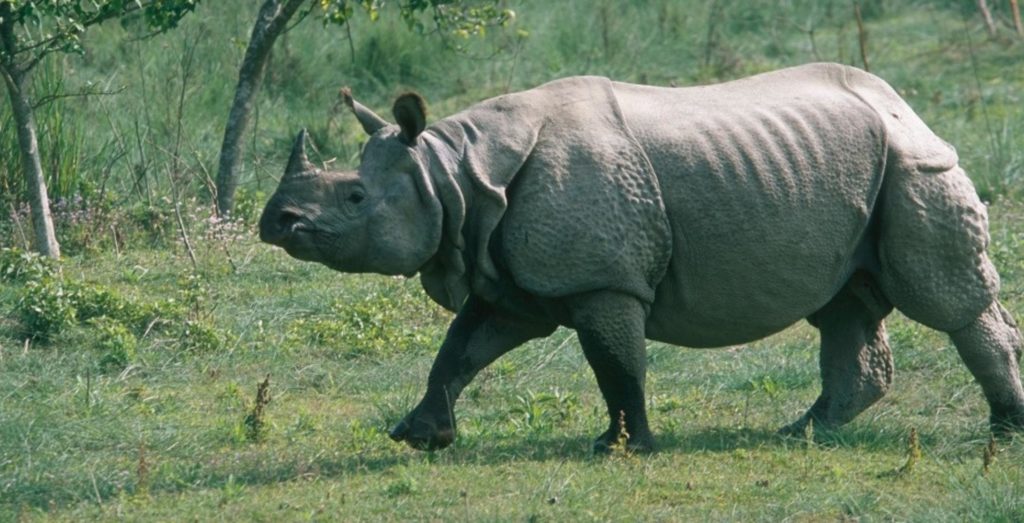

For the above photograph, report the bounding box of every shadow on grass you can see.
[660,422,952,454]
[1,423,964,513]
[657,426,785,453]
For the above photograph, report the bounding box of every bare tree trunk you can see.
[0,6,59,258]
[703,0,722,69]
[1011,0,1023,37]
[215,0,308,217]
[978,0,998,37]
[854,2,870,73]
[2,74,59,257]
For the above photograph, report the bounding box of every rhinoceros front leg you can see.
[389,295,556,451]
[781,273,894,436]
[569,291,656,453]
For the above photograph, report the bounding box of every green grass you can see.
[3,205,1024,520]
[2,0,1024,520]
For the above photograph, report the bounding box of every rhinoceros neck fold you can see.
[416,128,472,311]
[414,111,542,311]
[415,77,674,312]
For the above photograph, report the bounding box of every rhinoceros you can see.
[259,63,1024,453]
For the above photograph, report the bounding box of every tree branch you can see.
[0,2,23,75]
[977,0,997,38]
[11,0,187,70]
[32,84,127,110]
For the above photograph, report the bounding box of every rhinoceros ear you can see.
[393,92,427,145]
[341,86,389,136]
[284,129,314,179]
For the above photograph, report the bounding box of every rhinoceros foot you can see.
[388,408,456,451]
[991,402,1024,438]
[591,427,656,455]
[777,416,840,439]
[777,419,810,438]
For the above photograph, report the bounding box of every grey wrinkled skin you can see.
[260,63,1024,453]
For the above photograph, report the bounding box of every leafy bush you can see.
[18,276,78,341]
[0,247,60,282]
[231,188,267,225]
[16,274,182,341]
[7,249,183,342]
[90,316,139,372]
[77,285,180,330]
[127,201,176,246]
[180,319,224,353]
[285,290,444,358]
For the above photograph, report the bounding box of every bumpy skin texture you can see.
[260,63,1024,452]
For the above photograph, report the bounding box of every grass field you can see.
[2,0,1024,520]
[3,206,1024,521]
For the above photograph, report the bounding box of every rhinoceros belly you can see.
[614,74,887,347]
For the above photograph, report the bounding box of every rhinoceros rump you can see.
[260,63,1024,453]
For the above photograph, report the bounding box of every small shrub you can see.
[179,272,213,322]
[80,285,181,331]
[746,375,782,399]
[230,188,267,225]
[20,280,178,341]
[51,195,101,254]
[0,247,60,282]
[384,470,419,498]
[128,200,175,245]
[18,277,77,341]
[286,317,351,352]
[180,319,224,353]
[285,290,444,358]
[76,286,131,322]
[510,389,580,432]
[90,316,138,372]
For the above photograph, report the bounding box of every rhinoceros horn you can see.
[341,86,389,135]
[284,129,314,179]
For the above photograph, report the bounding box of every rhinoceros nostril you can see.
[277,210,303,233]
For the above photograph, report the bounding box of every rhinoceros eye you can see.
[347,192,365,204]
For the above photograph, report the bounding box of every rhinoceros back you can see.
[615,64,893,347]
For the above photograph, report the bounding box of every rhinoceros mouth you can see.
[279,236,327,264]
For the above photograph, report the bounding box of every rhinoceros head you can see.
[259,92,442,276]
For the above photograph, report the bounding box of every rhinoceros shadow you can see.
[653,425,944,454]
[8,425,952,511]
[445,422,945,464]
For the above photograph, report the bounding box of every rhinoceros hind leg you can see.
[948,300,1024,435]
[875,164,1024,433]
[569,291,656,453]
[781,273,894,436]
